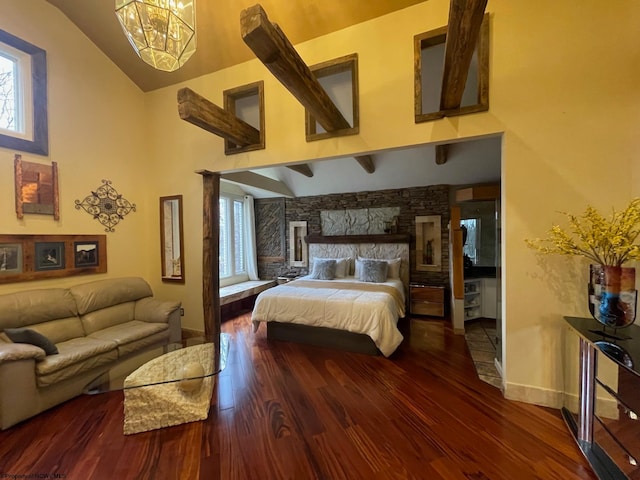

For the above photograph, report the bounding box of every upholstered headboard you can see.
[308,240,410,293]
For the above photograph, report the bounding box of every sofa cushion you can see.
[70,277,153,316]
[80,302,135,335]
[88,320,168,349]
[0,288,77,331]
[4,328,58,355]
[135,297,181,323]
[28,317,85,345]
[115,330,170,357]
[35,337,118,387]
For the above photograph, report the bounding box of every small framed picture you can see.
[74,241,99,268]
[0,243,23,275]
[34,242,65,271]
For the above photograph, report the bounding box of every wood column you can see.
[197,170,221,370]
[450,206,464,300]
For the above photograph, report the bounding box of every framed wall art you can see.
[74,241,99,268]
[34,241,65,271]
[0,243,23,275]
[14,154,59,220]
[0,234,106,284]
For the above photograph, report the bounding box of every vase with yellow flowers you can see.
[526,198,640,330]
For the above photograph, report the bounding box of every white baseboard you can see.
[504,382,564,408]
[494,358,503,378]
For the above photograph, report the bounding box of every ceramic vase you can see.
[589,265,637,329]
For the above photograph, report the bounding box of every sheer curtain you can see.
[243,195,259,280]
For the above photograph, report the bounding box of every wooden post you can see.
[450,206,464,300]
[197,170,221,370]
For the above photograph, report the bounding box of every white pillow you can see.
[356,256,401,279]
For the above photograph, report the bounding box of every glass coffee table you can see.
[85,333,229,435]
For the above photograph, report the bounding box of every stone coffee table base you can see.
[123,343,215,435]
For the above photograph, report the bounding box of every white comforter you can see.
[251,276,405,357]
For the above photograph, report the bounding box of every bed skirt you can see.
[266,321,381,356]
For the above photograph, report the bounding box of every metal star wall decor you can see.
[75,180,136,232]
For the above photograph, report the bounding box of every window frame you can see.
[461,218,480,265]
[0,29,48,156]
[219,193,248,287]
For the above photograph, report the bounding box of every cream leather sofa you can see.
[0,277,181,430]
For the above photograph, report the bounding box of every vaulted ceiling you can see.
[46,0,429,92]
[44,0,501,197]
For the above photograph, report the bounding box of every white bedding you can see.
[251,276,405,357]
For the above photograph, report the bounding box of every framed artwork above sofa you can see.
[0,234,106,284]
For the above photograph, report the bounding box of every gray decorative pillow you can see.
[310,259,337,280]
[359,259,388,283]
[4,328,59,355]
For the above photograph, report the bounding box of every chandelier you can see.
[115,0,196,72]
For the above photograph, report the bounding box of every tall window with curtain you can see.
[219,194,248,286]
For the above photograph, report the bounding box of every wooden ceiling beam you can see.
[287,164,314,178]
[241,4,351,132]
[177,88,260,146]
[222,171,295,198]
[355,155,375,174]
[439,0,488,111]
[435,145,449,165]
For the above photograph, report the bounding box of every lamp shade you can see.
[115,0,196,72]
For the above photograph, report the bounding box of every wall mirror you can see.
[160,195,185,283]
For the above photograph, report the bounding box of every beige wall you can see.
[0,1,152,293]
[2,0,639,407]
[145,0,640,406]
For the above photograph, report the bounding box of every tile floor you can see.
[464,318,502,389]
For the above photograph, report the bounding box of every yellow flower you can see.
[526,198,640,266]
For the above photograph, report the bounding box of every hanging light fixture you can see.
[115,0,196,72]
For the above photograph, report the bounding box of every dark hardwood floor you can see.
[0,314,596,480]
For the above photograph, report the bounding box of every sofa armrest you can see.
[0,342,46,364]
[135,297,181,323]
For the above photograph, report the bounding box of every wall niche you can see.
[415,215,441,272]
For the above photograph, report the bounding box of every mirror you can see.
[160,195,185,283]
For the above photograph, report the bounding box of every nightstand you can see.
[410,284,445,317]
[277,276,299,285]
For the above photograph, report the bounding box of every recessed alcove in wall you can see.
[415,215,441,272]
[289,221,308,267]
[223,81,265,155]
[305,53,359,141]
[414,14,489,123]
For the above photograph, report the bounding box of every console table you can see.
[563,316,640,479]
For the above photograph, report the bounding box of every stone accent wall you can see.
[255,185,450,287]
[255,198,286,280]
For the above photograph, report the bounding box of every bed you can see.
[251,237,410,356]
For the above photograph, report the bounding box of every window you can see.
[461,218,479,264]
[219,195,247,286]
[0,29,48,155]
[0,52,19,132]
